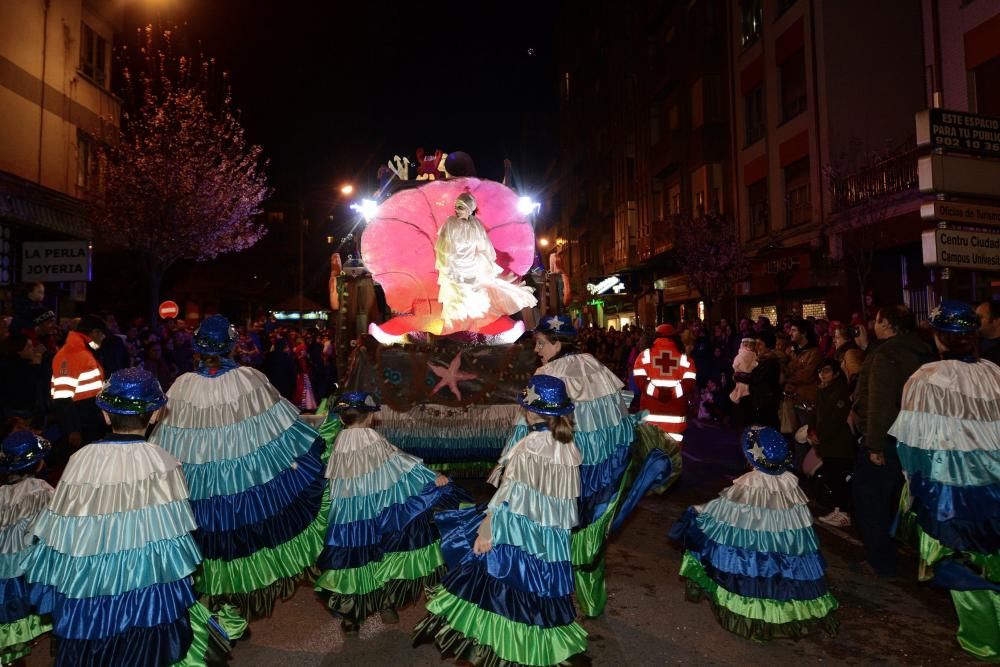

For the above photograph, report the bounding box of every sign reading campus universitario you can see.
[922,228,1000,271]
[916,108,1000,158]
[21,241,91,282]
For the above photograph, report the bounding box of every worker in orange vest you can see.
[50,314,108,465]
[632,323,696,443]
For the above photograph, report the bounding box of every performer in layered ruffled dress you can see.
[0,431,53,664]
[669,426,838,641]
[503,315,681,617]
[414,375,587,666]
[890,301,1000,660]
[149,315,329,632]
[434,192,536,333]
[23,368,229,666]
[315,391,466,633]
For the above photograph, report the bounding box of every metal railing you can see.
[830,147,919,212]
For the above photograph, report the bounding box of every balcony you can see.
[830,147,919,212]
[637,214,678,260]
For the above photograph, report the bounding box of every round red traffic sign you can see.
[158,300,180,319]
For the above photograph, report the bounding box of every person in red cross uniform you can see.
[633,323,697,443]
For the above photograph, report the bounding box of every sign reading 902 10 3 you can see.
[916,108,1000,159]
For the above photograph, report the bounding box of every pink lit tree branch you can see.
[91,26,270,320]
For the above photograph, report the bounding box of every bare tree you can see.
[825,138,917,316]
[674,212,749,318]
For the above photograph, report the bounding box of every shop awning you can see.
[0,172,90,239]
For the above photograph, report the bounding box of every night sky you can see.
[126,0,560,206]
[115,1,559,312]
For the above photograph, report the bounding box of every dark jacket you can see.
[853,332,935,453]
[262,348,297,401]
[809,375,854,460]
[97,334,130,375]
[980,337,1000,366]
[746,352,782,427]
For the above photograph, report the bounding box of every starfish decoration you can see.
[428,351,478,400]
[523,385,542,405]
[545,316,563,331]
[747,441,766,464]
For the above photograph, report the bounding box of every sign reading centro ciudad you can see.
[922,228,1000,271]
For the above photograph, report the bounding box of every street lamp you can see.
[350,198,378,222]
[340,184,354,196]
[517,196,541,216]
[539,238,550,247]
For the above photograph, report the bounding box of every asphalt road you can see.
[25,420,979,666]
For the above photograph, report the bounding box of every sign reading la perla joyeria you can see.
[922,228,1000,271]
[21,241,92,281]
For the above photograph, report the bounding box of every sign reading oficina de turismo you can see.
[21,241,91,282]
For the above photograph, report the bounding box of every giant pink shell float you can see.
[361,178,536,317]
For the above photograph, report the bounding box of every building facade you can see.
[555,0,1000,328]
[0,0,121,315]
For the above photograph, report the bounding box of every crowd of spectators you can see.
[9,279,999,587]
[1,283,338,445]
[579,301,1000,580]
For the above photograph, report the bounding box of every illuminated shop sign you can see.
[271,311,329,321]
[586,275,626,295]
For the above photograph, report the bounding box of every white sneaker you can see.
[818,509,852,528]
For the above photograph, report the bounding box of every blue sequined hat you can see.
[95,368,167,415]
[193,315,238,355]
[534,315,577,338]
[742,426,792,475]
[331,391,381,413]
[929,300,979,334]
[518,374,574,417]
[0,431,51,474]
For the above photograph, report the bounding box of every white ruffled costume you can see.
[0,477,53,663]
[434,194,536,330]
[729,346,757,403]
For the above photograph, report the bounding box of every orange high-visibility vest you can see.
[633,337,697,442]
[51,331,105,401]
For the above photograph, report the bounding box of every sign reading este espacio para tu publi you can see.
[916,108,1000,158]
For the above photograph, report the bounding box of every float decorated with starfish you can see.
[327,151,544,472]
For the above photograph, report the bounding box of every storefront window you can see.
[750,305,778,324]
[802,302,826,318]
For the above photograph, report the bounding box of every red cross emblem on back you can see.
[653,349,678,374]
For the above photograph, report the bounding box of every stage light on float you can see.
[516,196,541,216]
[350,198,379,222]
